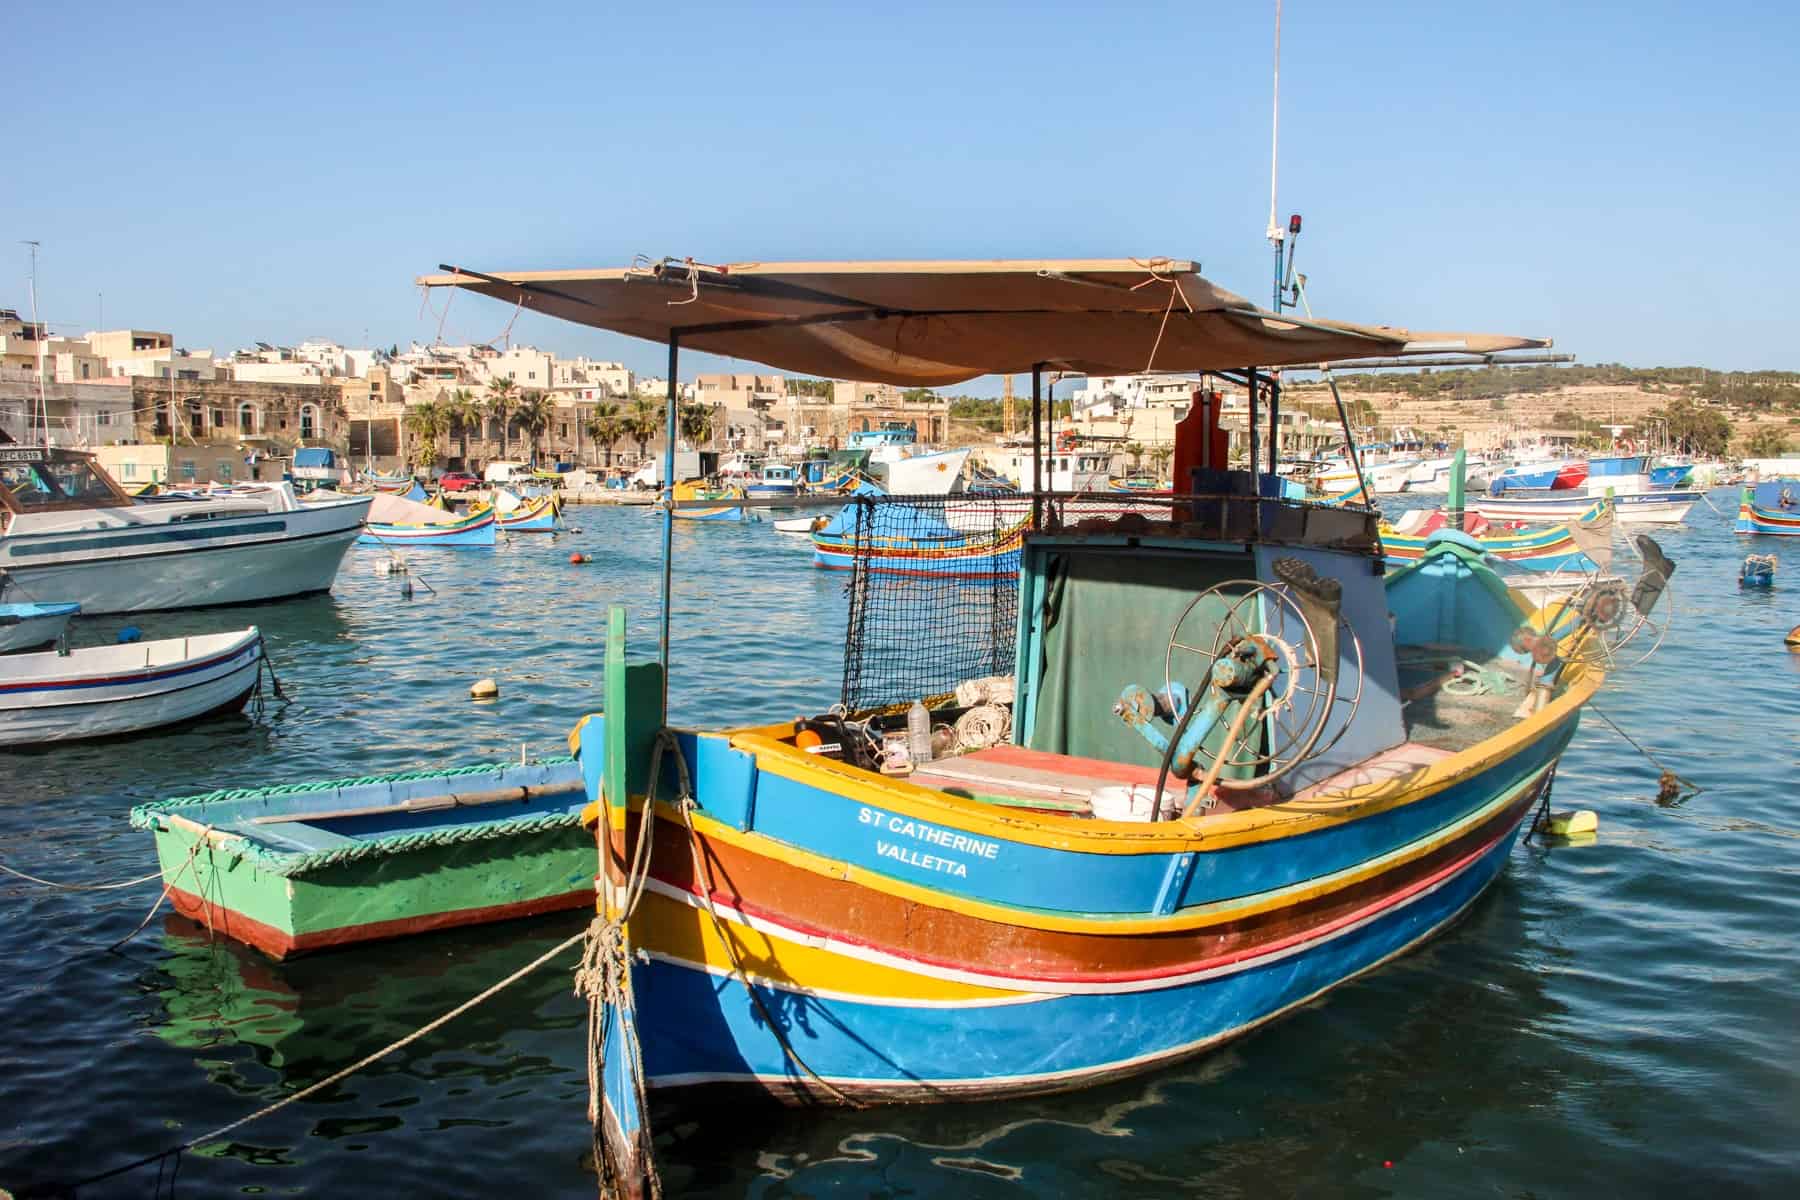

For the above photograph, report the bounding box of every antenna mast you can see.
[1266,1,1285,310]
[22,240,48,448]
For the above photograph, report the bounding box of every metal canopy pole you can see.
[659,334,679,722]
[1245,367,1260,477]
[1030,364,1043,529]
[1268,375,1281,475]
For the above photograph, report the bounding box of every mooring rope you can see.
[0,859,164,892]
[106,835,210,953]
[1587,702,1700,801]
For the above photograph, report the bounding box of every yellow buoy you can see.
[470,678,500,700]
[1544,809,1599,837]
[1786,624,1800,647]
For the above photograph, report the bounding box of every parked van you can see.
[482,460,532,484]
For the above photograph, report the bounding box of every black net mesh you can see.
[837,492,1382,712]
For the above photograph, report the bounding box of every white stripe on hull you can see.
[0,641,261,745]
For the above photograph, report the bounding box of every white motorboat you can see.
[0,447,372,614]
[0,626,263,746]
[0,602,80,653]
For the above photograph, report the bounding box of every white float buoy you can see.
[470,678,500,700]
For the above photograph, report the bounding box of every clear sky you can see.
[7,0,1797,386]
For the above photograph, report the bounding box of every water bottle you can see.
[907,700,933,764]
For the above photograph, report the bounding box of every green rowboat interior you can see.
[129,757,592,959]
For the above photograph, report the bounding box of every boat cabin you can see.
[0,446,134,523]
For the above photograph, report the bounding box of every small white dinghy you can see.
[772,515,827,535]
[0,627,264,746]
[0,602,81,653]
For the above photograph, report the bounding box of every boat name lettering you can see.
[857,805,999,861]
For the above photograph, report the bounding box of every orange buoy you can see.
[794,729,824,751]
[569,552,587,564]
[1786,623,1800,647]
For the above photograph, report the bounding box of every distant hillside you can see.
[1283,364,1800,456]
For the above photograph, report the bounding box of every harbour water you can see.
[2,495,1796,1197]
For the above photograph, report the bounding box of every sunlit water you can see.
[2,494,1795,1197]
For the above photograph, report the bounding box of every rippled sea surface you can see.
[2,494,1796,1198]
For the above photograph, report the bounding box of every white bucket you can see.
[1089,784,1182,822]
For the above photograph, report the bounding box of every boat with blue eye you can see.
[419,255,1665,1193]
[665,479,757,522]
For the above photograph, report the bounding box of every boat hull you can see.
[1472,490,1696,524]
[0,500,370,614]
[0,602,80,653]
[1735,488,1800,536]
[358,510,498,546]
[0,630,262,746]
[131,758,594,958]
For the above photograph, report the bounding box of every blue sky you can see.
[7,0,1797,386]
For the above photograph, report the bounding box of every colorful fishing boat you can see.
[0,627,263,747]
[357,505,498,547]
[810,500,1026,576]
[128,756,592,958]
[667,480,756,522]
[398,479,431,503]
[1489,457,1588,492]
[496,492,564,532]
[1379,500,1608,570]
[417,256,1658,1192]
[0,601,80,653]
[1473,456,1697,525]
[1733,482,1800,536]
[364,467,416,493]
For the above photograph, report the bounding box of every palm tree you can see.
[444,388,480,466]
[483,374,518,459]
[403,400,447,470]
[586,401,624,467]
[679,403,713,447]
[514,391,554,466]
[1149,444,1174,483]
[626,398,662,462]
[1123,441,1146,472]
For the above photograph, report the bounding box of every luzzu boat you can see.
[1734,481,1800,536]
[1472,454,1698,525]
[496,491,564,532]
[1379,500,1608,570]
[357,504,498,547]
[667,479,756,522]
[418,256,1654,1192]
[0,447,372,614]
[810,500,1026,576]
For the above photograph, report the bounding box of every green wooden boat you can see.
[128,757,594,959]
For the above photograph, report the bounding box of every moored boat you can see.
[0,601,80,653]
[417,254,1653,1193]
[1740,553,1776,588]
[1734,482,1800,536]
[358,504,499,547]
[744,463,803,503]
[0,448,372,614]
[128,756,592,958]
[667,479,756,522]
[1379,500,1608,571]
[495,491,564,532]
[0,627,263,746]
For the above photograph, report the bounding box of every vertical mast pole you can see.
[1030,364,1043,529]
[1268,375,1281,476]
[659,334,679,722]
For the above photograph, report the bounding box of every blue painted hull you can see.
[619,787,1537,1101]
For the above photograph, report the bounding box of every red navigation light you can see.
[1288,213,1303,235]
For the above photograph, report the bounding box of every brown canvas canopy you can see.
[416,257,1546,386]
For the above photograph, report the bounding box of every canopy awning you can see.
[416,257,1547,386]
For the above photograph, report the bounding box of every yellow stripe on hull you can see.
[629,886,1026,1004]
